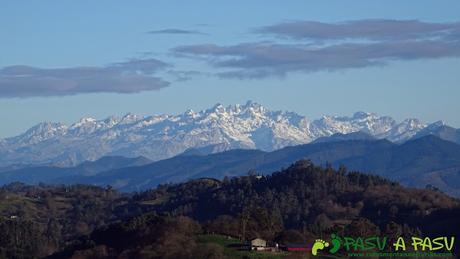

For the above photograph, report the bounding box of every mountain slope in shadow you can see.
[2,134,460,196]
[63,135,460,196]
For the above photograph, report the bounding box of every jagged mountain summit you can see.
[0,101,452,167]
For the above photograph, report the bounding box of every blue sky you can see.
[1,0,460,138]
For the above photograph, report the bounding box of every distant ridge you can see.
[0,156,151,185]
[2,135,460,197]
[0,101,458,167]
[411,123,460,143]
[80,135,460,197]
[312,131,376,143]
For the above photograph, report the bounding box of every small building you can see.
[251,238,267,250]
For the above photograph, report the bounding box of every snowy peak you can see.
[382,118,426,142]
[411,121,459,143]
[425,120,446,130]
[352,111,375,120]
[0,102,456,167]
[201,101,266,118]
[310,112,396,138]
[9,122,68,145]
[119,113,142,124]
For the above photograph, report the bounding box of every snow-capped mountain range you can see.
[0,101,451,167]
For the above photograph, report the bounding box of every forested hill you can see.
[135,159,458,228]
[128,160,460,256]
[0,160,459,258]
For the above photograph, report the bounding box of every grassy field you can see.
[197,234,318,259]
[197,234,350,259]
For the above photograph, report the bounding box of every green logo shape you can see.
[312,239,330,256]
[329,234,342,254]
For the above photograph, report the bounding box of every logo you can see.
[311,234,341,255]
[311,234,456,257]
[311,239,329,256]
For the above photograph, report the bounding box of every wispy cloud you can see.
[172,20,460,79]
[0,58,170,98]
[167,70,205,82]
[255,19,460,41]
[147,28,208,35]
